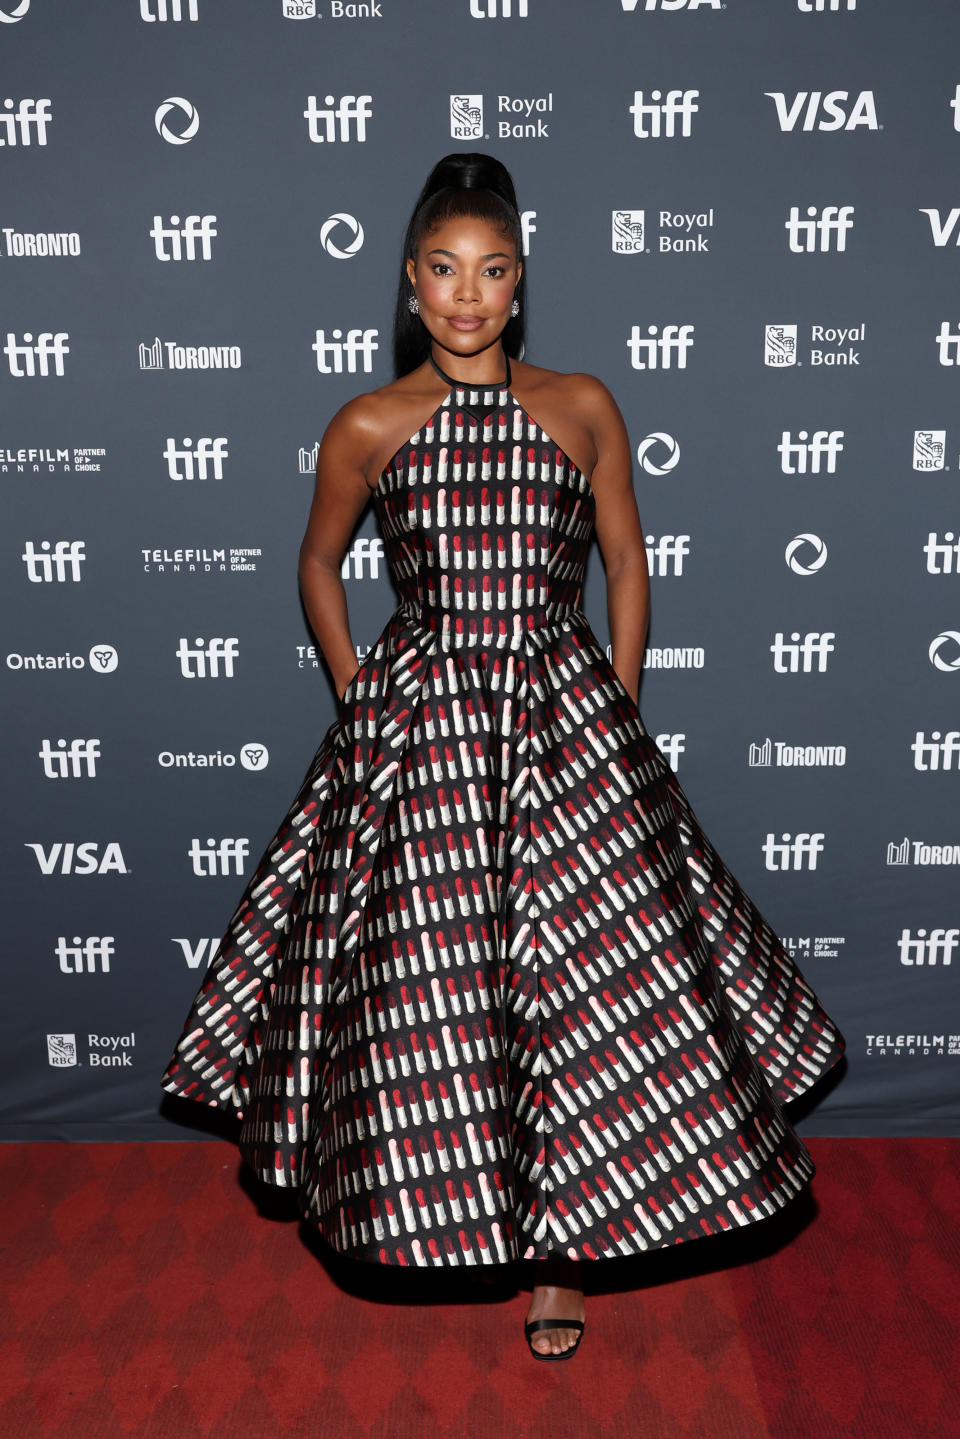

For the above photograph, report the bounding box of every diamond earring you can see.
[510,298,520,317]
[408,293,419,315]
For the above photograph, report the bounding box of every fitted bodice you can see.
[374,377,596,649]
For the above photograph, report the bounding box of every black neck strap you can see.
[428,348,511,391]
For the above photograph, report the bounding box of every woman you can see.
[161,152,846,1362]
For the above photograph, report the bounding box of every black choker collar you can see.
[428,350,512,392]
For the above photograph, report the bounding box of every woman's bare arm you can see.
[575,375,650,703]
[298,396,381,701]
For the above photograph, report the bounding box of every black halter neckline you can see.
[428,349,512,393]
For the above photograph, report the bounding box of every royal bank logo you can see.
[282,0,316,15]
[141,0,199,19]
[451,95,484,139]
[613,210,645,253]
[636,432,679,475]
[46,1033,77,1067]
[785,533,828,575]
[765,90,879,132]
[913,430,946,471]
[154,96,199,145]
[764,325,797,366]
[319,212,364,259]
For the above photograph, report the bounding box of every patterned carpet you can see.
[0,1136,955,1438]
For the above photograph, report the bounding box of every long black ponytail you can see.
[393,152,527,378]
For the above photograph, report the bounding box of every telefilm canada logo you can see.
[142,547,262,575]
[865,1033,959,1059]
[782,936,846,960]
[1,444,105,474]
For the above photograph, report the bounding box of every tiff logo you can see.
[654,733,685,770]
[924,532,960,575]
[765,90,879,132]
[762,832,825,871]
[779,430,844,474]
[188,837,250,876]
[313,327,379,374]
[140,0,198,18]
[645,535,690,576]
[627,323,694,369]
[898,929,959,966]
[173,938,219,970]
[150,214,217,261]
[39,738,101,778]
[22,540,85,582]
[770,631,835,672]
[176,637,239,678]
[56,936,115,973]
[0,98,52,146]
[629,90,699,139]
[935,323,960,366]
[952,86,960,133]
[343,536,385,581]
[469,0,527,13]
[4,331,70,376]
[164,437,229,480]
[304,94,372,143]
[798,0,856,9]
[912,731,960,771]
[785,205,855,253]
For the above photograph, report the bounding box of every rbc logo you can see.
[764,325,797,366]
[46,1034,78,1067]
[913,430,946,470]
[612,211,645,253]
[451,95,484,139]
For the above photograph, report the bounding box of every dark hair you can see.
[393,152,527,378]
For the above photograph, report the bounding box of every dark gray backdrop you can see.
[3,0,958,1141]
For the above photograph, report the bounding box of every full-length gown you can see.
[160,360,846,1267]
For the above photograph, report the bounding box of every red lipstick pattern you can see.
[161,378,846,1266]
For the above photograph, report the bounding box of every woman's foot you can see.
[525,1254,585,1357]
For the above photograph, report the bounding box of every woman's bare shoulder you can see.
[514,358,618,407]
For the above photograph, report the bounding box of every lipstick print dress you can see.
[161,372,846,1266]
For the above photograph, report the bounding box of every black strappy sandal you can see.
[524,1316,585,1361]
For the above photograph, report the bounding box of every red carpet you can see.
[0,1137,956,1438]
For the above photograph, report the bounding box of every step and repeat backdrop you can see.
[3,0,958,1141]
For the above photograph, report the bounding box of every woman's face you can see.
[406,214,522,360]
